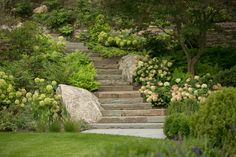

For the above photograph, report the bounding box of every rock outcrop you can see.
[119,55,140,83]
[57,84,103,123]
[33,5,48,14]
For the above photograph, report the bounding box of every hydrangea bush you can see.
[135,56,173,106]
[134,56,221,106]
[30,78,62,122]
[0,70,63,131]
[98,29,146,50]
[170,74,221,103]
[0,71,27,108]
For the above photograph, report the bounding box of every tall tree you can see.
[100,0,228,75]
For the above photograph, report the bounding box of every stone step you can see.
[101,103,151,110]
[65,42,89,52]
[98,116,166,123]
[90,123,164,129]
[94,63,119,69]
[98,80,130,86]
[86,52,101,57]
[96,69,122,75]
[96,91,141,98]
[99,98,144,104]
[91,57,120,64]
[96,75,122,80]
[101,109,166,116]
[98,86,133,91]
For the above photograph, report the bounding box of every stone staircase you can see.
[91,55,165,129]
[64,40,166,129]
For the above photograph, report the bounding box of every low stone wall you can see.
[207,22,236,48]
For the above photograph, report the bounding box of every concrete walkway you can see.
[82,129,165,139]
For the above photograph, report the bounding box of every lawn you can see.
[0,132,159,157]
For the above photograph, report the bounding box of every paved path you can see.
[82,129,165,139]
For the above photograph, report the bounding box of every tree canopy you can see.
[99,0,229,75]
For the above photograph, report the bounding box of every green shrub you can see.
[164,113,190,139]
[68,64,98,91]
[1,32,66,89]
[14,0,33,17]
[36,9,74,29]
[201,46,236,70]
[167,99,199,115]
[42,0,61,11]
[0,105,36,131]
[191,88,236,155]
[143,30,178,55]
[88,14,111,42]
[89,43,132,58]
[63,52,98,91]
[214,65,236,87]
[58,25,74,36]
[0,21,42,61]
[0,106,18,131]
[63,120,79,132]
[97,29,146,51]
[75,0,101,28]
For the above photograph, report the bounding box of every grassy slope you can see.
[0,133,159,157]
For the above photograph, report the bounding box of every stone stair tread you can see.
[98,86,133,91]
[96,69,122,75]
[90,123,164,129]
[98,116,165,123]
[91,58,120,64]
[95,91,141,98]
[96,74,122,80]
[99,97,144,104]
[94,63,119,69]
[97,91,140,94]
[102,109,166,116]
[98,80,130,86]
[101,103,151,110]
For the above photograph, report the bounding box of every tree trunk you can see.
[187,58,197,76]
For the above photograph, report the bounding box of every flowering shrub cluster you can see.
[134,56,221,106]
[31,78,62,121]
[98,29,146,50]
[0,71,24,108]
[135,56,173,106]
[170,74,221,103]
[0,70,62,121]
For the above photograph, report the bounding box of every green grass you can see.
[0,132,159,157]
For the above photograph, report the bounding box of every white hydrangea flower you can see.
[201,84,208,88]
[194,76,200,80]
[167,62,173,67]
[164,82,170,86]
[175,78,181,83]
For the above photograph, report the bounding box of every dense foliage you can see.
[164,113,190,139]
[0,22,98,91]
[191,88,236,156]
[214,65,236,87]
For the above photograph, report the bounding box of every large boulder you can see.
[57,84,103,123]
[33,5,48,14]
[119,55,140,83]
